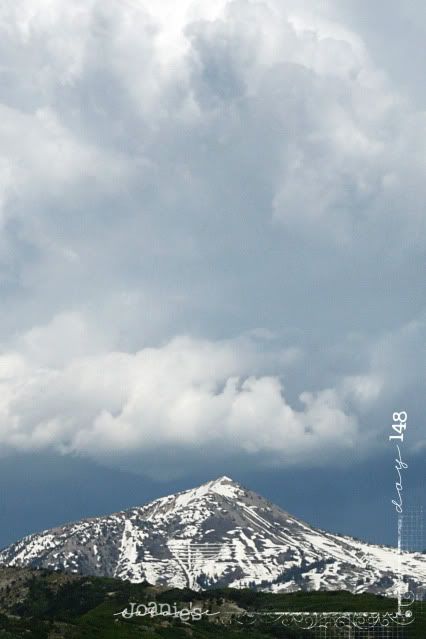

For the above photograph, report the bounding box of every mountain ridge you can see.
[1,475,425,597]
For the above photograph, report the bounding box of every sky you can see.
[0,0,424,549]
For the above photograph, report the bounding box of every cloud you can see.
[0,315,355,475]
[0,1,424,477]
[2,0,425,245]
[0,312,424,478]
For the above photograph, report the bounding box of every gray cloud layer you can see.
[0,0,424,477]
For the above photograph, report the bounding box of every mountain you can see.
[0,476,424,596]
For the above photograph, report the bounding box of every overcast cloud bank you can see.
[0,0,424,476]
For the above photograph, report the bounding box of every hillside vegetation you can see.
[0,567,424,638]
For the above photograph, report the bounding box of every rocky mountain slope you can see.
[0,476,424,596]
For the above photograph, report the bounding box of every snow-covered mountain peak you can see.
[202,475,242,497]
[1,477,425,597]
[148,475,243,514]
